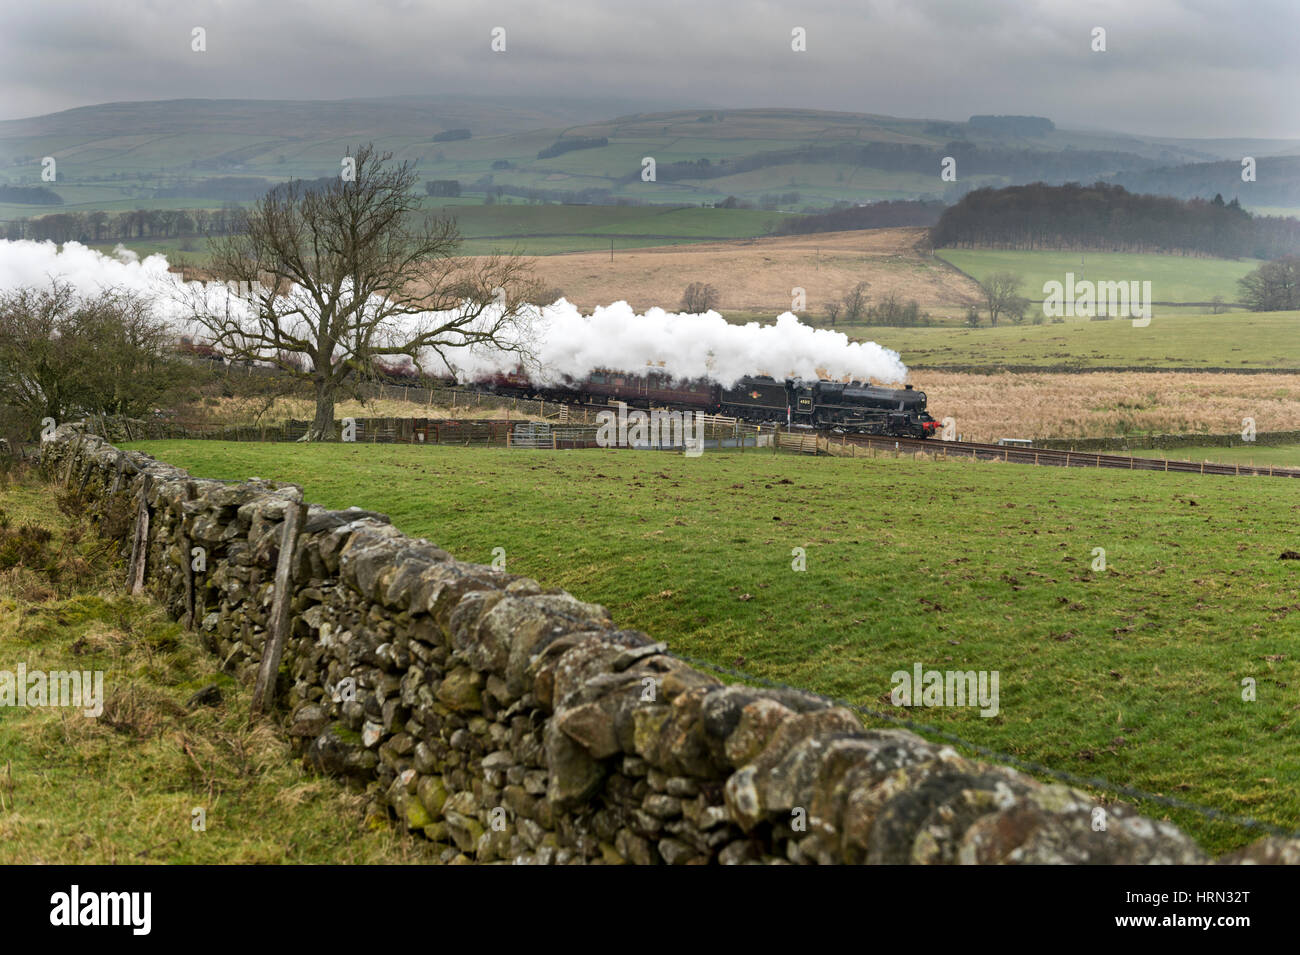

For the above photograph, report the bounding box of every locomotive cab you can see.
[786,379,817,427]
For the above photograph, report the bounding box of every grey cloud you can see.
[0,0,1295,136]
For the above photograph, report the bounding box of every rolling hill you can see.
[5,99,1300,222]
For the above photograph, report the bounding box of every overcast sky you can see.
[2,0,1297,138]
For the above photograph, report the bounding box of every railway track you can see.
[837,433,1300,480]
[483,386,1299,480]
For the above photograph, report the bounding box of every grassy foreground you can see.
[132,440,1300,853]
[0,472,437,864]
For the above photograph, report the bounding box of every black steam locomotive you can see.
[476,368,939,438]
[721,376,937,437]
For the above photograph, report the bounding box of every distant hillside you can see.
[0,95,653,140]
[2,100,1299,220]
[1109,155,1300,208]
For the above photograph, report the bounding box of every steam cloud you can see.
[0,240,908,386]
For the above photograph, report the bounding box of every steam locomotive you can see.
[474,368,939,438]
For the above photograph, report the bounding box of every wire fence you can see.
[98,413,783,452]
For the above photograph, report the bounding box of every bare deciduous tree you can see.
[681,282,720,313]
[824,301,841,326]
[192,143,540,441]
[842,282,869,322]
[979,271,1024,327]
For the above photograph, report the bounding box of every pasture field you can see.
[54,202,785,263]
[935,248,1261,305]
[0,477,438,863]
[0,194,247,223]
[866,309,1300,369]
[1129,444,1300,469]
[129,440,1300,853]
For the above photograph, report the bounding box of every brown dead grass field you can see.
[189,394,545,428]
[519,228,981,315]
[912,371,1300,443]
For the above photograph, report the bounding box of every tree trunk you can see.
[303,378,337,442]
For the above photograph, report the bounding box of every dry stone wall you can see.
[40,424,1298,864]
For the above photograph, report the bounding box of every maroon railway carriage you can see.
[474,367,721,412]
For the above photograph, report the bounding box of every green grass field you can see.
[936,248,1262,305]
[54,202,785,261]
[0,477,438,863]
[128,441,1300,853]
[860,309,1300,368]
[1130,444,1300,469]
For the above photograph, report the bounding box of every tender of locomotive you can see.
[474,367,938,438]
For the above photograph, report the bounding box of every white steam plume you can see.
[451,301,907,386]
[0,240,908,385]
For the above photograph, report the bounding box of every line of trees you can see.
[931,182,1300,259]
[10,206,248,244]
[827,282,936,326]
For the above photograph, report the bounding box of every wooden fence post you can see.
[251,501,307,718]
[127,474,153,595]
[62,431,85,487]
[178,481,197,628]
